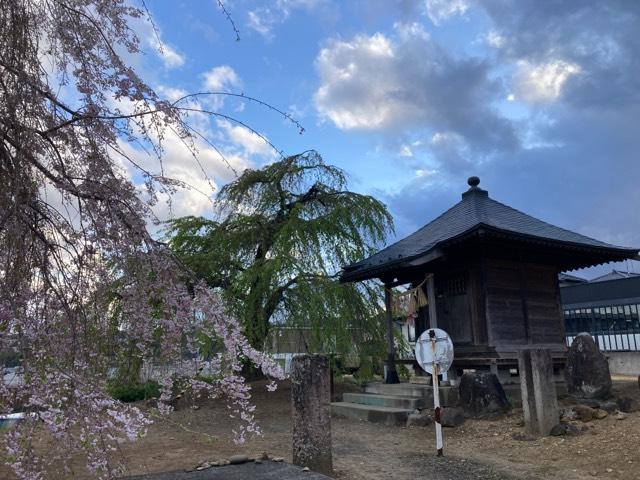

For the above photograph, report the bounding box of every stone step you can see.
[364,382,459,406]
[331,402,412,426]
[342,392,426,410]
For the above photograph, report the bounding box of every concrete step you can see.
[364,382,459,406]
[342,392,426,410]
[331,402,412,426]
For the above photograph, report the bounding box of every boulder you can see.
[229,454,249,465]
[616,396,639,413]
[406,411,433,427]
[458,372,511,418]
[573,404,597,422]
[549,423,582,436]
[559,407,578,423]
[600,401,618,413]
[440,407,465,427]
[565,333,612,399]
[594,409,608,419]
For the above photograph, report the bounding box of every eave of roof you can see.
[340,177,639,283]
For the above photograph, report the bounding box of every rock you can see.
[594,409,608,419]
[196,462,211,471]
[549,423,582,436]
[573,398,601,409]
[512,432,536,441]
[440,407,465,427]
[616,396,639,413]
[406,412,433,427]
[273,457,284,462]
[564,424,582,436]
[565,333,612,399]
[560,407,579,422]
[573,404,597,422]
[302,467,310,472]
[229,454,249,465]
[615,412,628,421]
[600,401,618,413]
[458,373,511,418]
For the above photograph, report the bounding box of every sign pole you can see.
[415,327,453,458]
[430,329,444,456]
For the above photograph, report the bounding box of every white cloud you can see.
[216,119,275,158]
[513,59,582,103]
[313,26,518,164]
[202,65,241,92]
[247,10,274,38]
[314,33,403,130]
[156,85,188,102]
[415,168,437,178]
[247,0,324,39]
[399,145,413,157]
[425,0,470,26]
[152,39,185,69]
[106,92,257,224]
[483,30,506,48]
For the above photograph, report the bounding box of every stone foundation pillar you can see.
[291,354,332,475]
[518,349,559,436]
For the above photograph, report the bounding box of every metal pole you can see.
[430,329,443,456]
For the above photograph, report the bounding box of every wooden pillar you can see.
[426,274,438,329]
[384,285,400,384]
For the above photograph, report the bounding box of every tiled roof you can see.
[589,270,640,283]
[341,178,638,282]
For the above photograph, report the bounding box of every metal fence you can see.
[564,304,640,351]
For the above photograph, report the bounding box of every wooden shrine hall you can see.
[340,177,639,383]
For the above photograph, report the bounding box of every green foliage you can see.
[0,348,21,368]
[166,151,394,354]
[107,381,160,403]
[396,363,411,381]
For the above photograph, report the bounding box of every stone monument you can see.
[291,354,332,475]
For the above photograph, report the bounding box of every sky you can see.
[129,0,640,279]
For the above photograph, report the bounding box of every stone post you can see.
[518,349,559,436]
[291,354,332,475]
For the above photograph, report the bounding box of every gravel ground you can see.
[2,379,639,479]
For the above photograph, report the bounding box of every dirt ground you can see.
[2,379,639,479]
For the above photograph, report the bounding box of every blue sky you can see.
[131,0,640,278]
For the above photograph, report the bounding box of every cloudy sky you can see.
[134,0,640,278]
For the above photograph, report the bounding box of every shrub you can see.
[108,381,160,403]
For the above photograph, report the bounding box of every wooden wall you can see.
[484,258,565,349]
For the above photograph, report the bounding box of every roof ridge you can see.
[344,193,471,270]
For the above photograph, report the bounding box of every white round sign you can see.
[415,328,454,375]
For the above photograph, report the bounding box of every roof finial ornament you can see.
[467,176,480,188]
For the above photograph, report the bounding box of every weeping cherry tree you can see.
[166,151,394,354]
[0,1,286,478]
